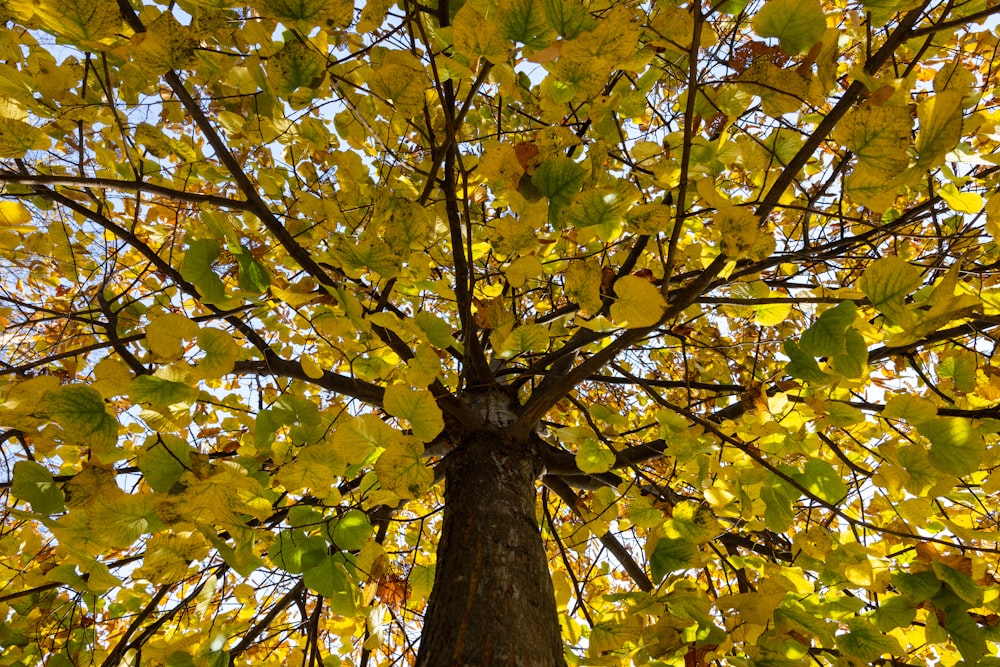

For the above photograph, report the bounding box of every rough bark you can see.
[416,429,566,666]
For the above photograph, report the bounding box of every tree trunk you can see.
[416,429,566,666]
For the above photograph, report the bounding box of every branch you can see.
[754,1,931,220]
[512,254,728,441]
[232,357,384,406]
[542,474,653,592]
[0,172,255,212]
[228,579,306,662]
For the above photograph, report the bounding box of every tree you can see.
[2,0,1000,663]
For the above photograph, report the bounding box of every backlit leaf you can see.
[495,323,550,359]
[35,0,120,44]
[146,313,200,362]
[43,385,118,454]
[374,435,434,499]
[918,417,983,478]
[753,0,826,55]
[532,156,585,222]
[575,438,615,473]
[12,460,65,514]
[196,328,239,379]
[138,433,195,493]
[130,375,199,408]
[610,275,666,328]
[383,385,443,442]
[833,105,911,177]
[650,537,697,582]
[915,89,963,167]
[859,255,923,325]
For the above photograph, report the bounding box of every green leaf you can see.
[917,417,983,478]
[129,375,199,408]
[753,0,826,55]
[649,537,696,582]
[495,323,550,359]
[303,554,356,614]
[181,239,228,305]
[541,0,594,38]
[564,188,633,234]
[836,618,903,662]
[235,247,270,294]
[575,438,615,474]
[795,459,848,503]
[414,311,461,351]
[500,0,555,48]
[267,41,325,95]
[799,301,857,357]
[256,396,322,449]
[383,385,443,442]
[532,156,585,222]
[874,595,917,632]
[12,460,65,514]
[331,509,372,551]
[137,434,195,493]
[270,529,327,574]
[891,570,943,602]
[43,385,118,454]
[933,589,988,665]
[253,0,352,27]
[761,472,797,531]
[832,327,868,380]
[859,255,923,325]
[932,561,984,606]
[783,340,832,385]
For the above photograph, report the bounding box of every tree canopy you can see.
[3,0,1000,664]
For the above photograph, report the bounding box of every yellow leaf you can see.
[133,12,199,73]
[564,259,603,314]
[300,354,324,380]
[491,214,538,256]
[610,275,665,328]
[452,3,511,63]
[833,104,911,177]
[0,201,31,230]
[383,384,444,442]
[915,89,963,167]
[366,51,427,117]
[736,61,811,117]
[147,313,199,361]
[0,117,46,158]
[374,435,433,500]
[196,328,238,379]
[939,183,983,214]
[253,0,352,28]
[35,0,121,44]
[331,413,395,465]
[505,255,544,288]
[92,357,133,398]
[716,203,773,260]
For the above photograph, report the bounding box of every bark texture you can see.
[416,429,566,666]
